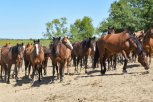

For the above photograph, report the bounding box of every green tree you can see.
[70,16,94,42]
[44,17,68,39]
[97,0,153,34]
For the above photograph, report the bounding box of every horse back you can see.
[100,32,129,45]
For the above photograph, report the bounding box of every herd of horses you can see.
[0,27,153,84]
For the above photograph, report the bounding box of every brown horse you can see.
[24,43,33,77]
[42,46,50,76]
[62,36,73,74]
[94,30,149,74]
[72,37,96,73]
[51,37,73,82]
[143,27,153,64]
[30,40,44,82]
[1,43,24,83]
[0,43,12,79]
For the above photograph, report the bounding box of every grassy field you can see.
[0,39,51,47]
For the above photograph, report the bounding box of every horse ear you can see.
[59,37,61,40]
[17,43,19,46]
[38,39,40,43]
[22,42,24,46]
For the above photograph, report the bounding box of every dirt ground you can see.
[0,59,153,102]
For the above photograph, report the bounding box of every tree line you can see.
[44,0,153,42]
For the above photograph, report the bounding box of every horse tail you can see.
[93,42,99,68]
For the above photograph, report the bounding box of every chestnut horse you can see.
[30,40,44,82]
[143,27,153,64]
[72,37,96,73]
[94,30,149,75]
[62,36,73,74]
[1,43,24,83]
[51,37,73,82]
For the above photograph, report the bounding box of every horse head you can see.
[89,37,96,52]
[138,51,149,70]
[146,27,153,37]
[131,36,149,70]
[33,39,41,56]
[52,37,61,56]
[62,36,73,50]
[16,43,25,69]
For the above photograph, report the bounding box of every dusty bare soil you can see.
[0,59,153,102]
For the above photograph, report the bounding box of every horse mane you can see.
[81,38,91,48]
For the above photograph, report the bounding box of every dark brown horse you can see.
[1,43,24,83]
[94,30,149,74]
[24,43,33,77]
[51,37,73,82]
[30,40,44,82]
[143,27,153,64]
[42,46,50,76]
[72,37,96,73]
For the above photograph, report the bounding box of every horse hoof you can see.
[7,81,10,84]
[60,79,63,82]
[123,70,127,74]
[101,71,106,75]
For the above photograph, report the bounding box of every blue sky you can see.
[0,0,115,39]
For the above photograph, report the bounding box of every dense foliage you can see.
[97,0,153,33]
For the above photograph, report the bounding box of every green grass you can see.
[0,39,51,47]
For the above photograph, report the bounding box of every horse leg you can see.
[7,64,12,84]
[149,52,151,65]
[25,63,27,76]
[59,63,63,82]
[0,65,3,79]
[4,64,7,81]
[113,55,117,70]
[73,56,77,72]
[122,51,128,73]
[85,56,88,73]
[100,58,103,74]
[52,64,55,83]
[76,57,80,73]
[101,56,107,75]
[25,60,29,76]
[14,64,19,82]
[66,59,69,75]
[31,65,36,83]
[38,64,42,82]
[56,64,59,79]
[28,63,32,78]
[107,58,110,71]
